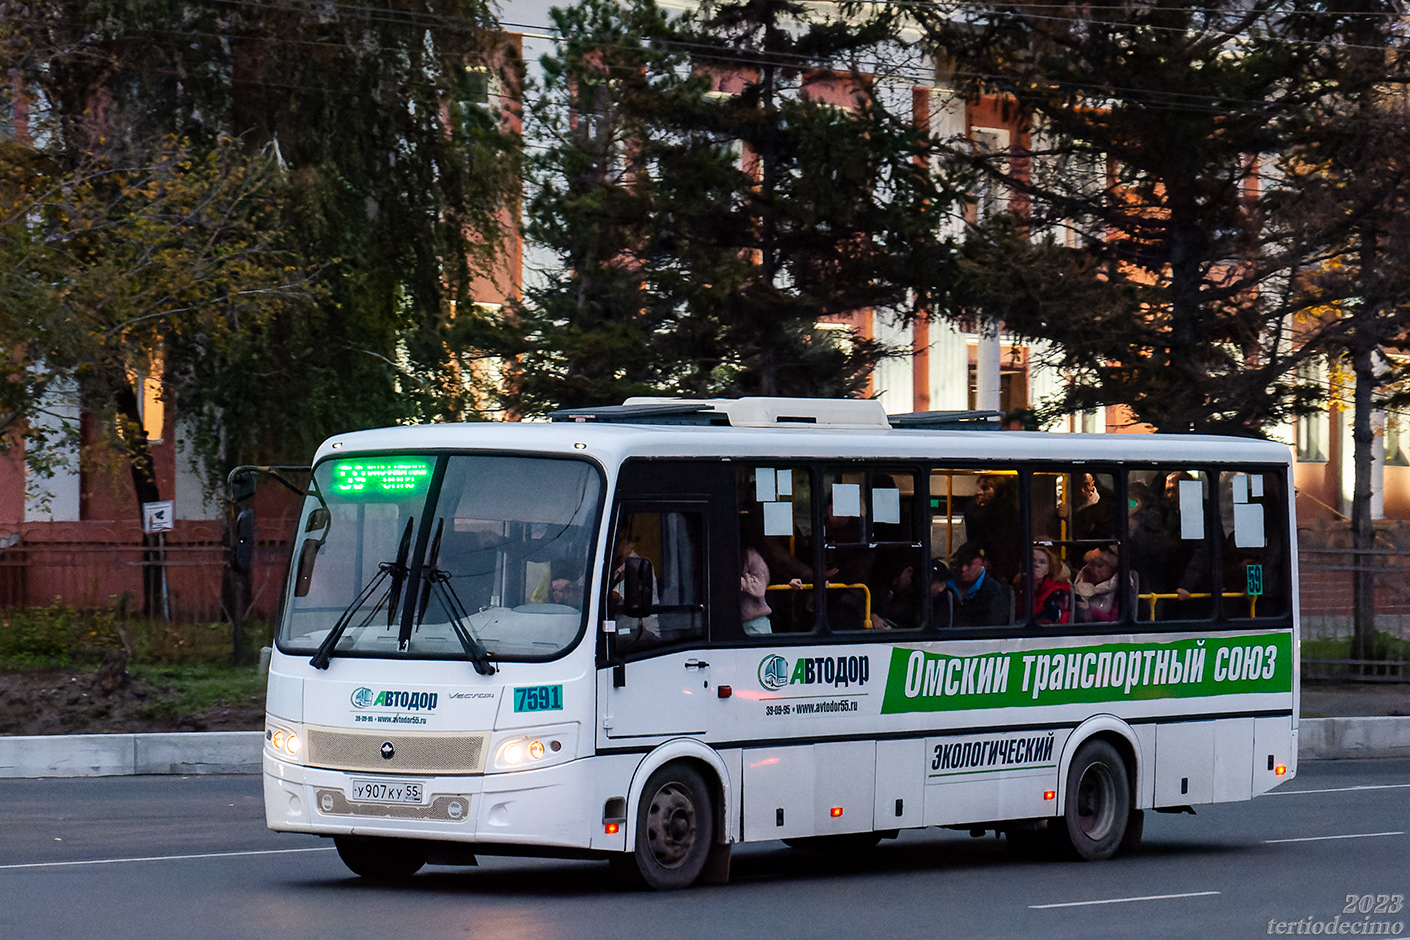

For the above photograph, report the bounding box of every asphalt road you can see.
[2,760,1408,940]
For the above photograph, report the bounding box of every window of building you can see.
[1295,361,1328,463]
[1385,410,1409,467]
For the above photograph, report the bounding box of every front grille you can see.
[305,726,488,775]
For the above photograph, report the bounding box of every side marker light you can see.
[830,807,843,818]
[605,823,620,835]
[1043,790,1056,801]
[1275,765,1287,776]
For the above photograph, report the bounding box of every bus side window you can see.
[611,508,707,652]
[1030,468,1123,624]
[821,468,923,631]
[1220,469,1288,620]
[1128,468,1214,623]
[929,468,1019,628]
[738,467,815,635]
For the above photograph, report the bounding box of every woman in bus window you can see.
[1073,546,1121,623]
[1027,545,1072,625]
[739,547,774,636]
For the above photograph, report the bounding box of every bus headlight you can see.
[490,724,578,772]
[266,720,306,764]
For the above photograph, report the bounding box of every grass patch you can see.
[129,663,269,720]
[1302,632,1410,662]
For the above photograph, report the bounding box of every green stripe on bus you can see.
[880,632,1292,714]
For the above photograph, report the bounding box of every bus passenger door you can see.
[600,504,713,738]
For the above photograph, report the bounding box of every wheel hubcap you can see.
[1075,763,1117,841]
[646,782,697,868]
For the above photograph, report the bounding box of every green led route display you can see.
[329,458,433,498]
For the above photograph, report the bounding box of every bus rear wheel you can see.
[634,763,715,890]
[333,835,428,881]
[1060,739,1130,861]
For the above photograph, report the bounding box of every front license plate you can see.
[349,779,425,804]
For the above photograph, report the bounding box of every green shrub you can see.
[0,605,274,669]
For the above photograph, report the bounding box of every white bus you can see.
[263,397,1297,889]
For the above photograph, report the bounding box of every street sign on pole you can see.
[142,500,174,534]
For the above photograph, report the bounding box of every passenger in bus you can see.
[963,475,1021,583]
[945,542,1011,627]
[1072,473,1116,541]
[550,577,584,607]
[1073,546,1121,622]
[1126,482,1171,596]
[874,558,922,630]
[1025,545,1072,625]
[929,560,954,627]
[739,547,774,636]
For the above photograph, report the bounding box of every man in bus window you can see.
[945,542,1011,627]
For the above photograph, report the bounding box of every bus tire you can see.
[634,763,715,890]
[1120,808,1145,855]
[333,835,428,881]
[1060,739,1130,861]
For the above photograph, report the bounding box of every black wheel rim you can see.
[645,782,698,868]
[1074,762,1117,841]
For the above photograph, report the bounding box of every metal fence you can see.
[1298,547,1410,682]
[0,538,292,623]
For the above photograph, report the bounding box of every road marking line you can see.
[0,846,336,871]
[1029,891,1221,909]
[1263,831,1404,844]
[1262,784,1410,796]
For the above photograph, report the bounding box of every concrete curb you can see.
[1298,717,1410,761]
[0,718,1407,778]
[0,732,263,778]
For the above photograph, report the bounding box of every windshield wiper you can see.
[309,518,414,670]
[412,518,496,676]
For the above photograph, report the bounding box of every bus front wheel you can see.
[333,835,428,881]
[1060,739,1130,861]
[634,763,715,890]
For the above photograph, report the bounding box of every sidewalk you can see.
[1,685,1407,778]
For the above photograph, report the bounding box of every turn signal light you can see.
[1275,765,1287,776]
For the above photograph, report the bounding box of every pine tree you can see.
[504,0,965,413]
[911,0,1406,435]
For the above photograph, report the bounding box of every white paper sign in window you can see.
[777,469,793,497]
[1232,473,1248,504]
[1234,503,1266,548]
[1179,479,1204,541]
[831,483,862,518]
[755,470,776,503]
[763,501,793,537]
[1251,475,1264,498]
[873,488,901,525]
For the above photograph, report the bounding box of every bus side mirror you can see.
[232,509,256,574]
[231,471,257,504]
[620,556,655,617]
[293,539,320,597]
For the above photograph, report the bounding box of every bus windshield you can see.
[278,453,602,663]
